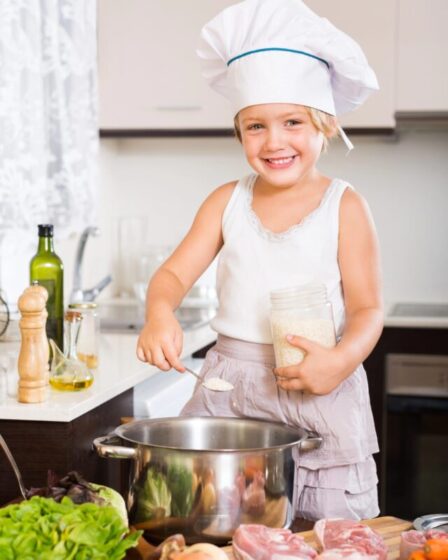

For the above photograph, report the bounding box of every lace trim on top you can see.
[244,174,338,242]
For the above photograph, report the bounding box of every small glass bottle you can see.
[68,302,99,369]
[30,224,64,351]
[270,283,336,368]
[49,310,94,391]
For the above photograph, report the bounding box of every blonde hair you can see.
[234,106,339,152]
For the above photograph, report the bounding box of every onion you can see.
[173,543,229,560]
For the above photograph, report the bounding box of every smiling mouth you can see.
[263,155,296,168]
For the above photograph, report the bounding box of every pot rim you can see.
[114,416,318,453]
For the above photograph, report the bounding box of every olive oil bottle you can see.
[30,224,64,351]
[49,311,94,391]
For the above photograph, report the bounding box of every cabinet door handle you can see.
[155,105,202,111]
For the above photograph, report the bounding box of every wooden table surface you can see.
[129,516,412,559]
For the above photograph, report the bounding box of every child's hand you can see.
[273,335,346,395]
[136,311,184,372]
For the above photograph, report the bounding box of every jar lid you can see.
[270,282,327,308]
[68,302,98,309]
[65,310,82,322]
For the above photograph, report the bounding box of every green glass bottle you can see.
[30,224,64,351]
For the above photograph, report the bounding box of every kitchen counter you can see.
[384,302,448,329]
[0,323,216,505]
[2,302,446,421]
[0,323,216,422]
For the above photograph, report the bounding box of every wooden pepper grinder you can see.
[25,283,50,382]
[17,288,48,403]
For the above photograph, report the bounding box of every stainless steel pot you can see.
[94,416,321,544]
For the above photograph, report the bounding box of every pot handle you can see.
[93,434,138,459]
[298,430,323,452]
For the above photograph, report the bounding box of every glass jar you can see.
[68,302,99,369]
[49,311,94,391]
[270,283,336,367]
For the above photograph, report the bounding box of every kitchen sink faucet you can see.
[70,226,112,303]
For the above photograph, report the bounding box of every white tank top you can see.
[211,174,350,344]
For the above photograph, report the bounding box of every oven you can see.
[385,353,448,519]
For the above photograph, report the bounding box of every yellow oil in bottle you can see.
[49,311,94,391]
[49,377,94,391]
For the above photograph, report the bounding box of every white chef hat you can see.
[197,0,379,150]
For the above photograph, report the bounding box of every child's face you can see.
[237,103,324,188]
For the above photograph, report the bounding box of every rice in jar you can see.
[270,283,336,367]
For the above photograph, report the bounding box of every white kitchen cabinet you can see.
[306,0,395,128]
[98,0,395,131]
[98,0,235,130]
[396,0,448,113]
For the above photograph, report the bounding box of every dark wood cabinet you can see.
[364,326,448,512]
[0,389,133,505]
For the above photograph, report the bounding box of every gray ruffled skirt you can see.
[181,334,380,520]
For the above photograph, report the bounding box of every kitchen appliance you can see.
[385,353,448,519]
[70,226,112,304]
[94,416,322,544]
[100,302,216,332]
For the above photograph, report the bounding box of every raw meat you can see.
[425,529,448,541]
[399,530,426,560]
[314,519,387,560]
[399,529,448,560]
[317,550,378,559]
[232,524,318,560]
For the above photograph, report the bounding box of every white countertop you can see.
[0,324,216,423]
[384,302,448,329]
[1,301,446,423]
[384,315,448,328]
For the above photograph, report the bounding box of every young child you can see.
[137,0,383,521]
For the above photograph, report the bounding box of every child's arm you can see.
[136,182,236,372]
[274,188,383,395]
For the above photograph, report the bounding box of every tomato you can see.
[424,538,448,560]
[408,550,427,560]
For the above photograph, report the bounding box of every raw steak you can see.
[232,524,318,560]
[314,519,387,560]
[399,529,448,560]
[317,550,378,559]
[399,530,426,560]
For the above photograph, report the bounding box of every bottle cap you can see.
[38,224,54,237]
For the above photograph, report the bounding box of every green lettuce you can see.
[89,483,128,526]
[0,496,141,560]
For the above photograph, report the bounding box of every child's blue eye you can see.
[247,123,263,130]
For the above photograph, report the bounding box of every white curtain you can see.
[0,0,98,239]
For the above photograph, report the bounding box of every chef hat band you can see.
[198,0,379,152]
[227,47,329,69]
